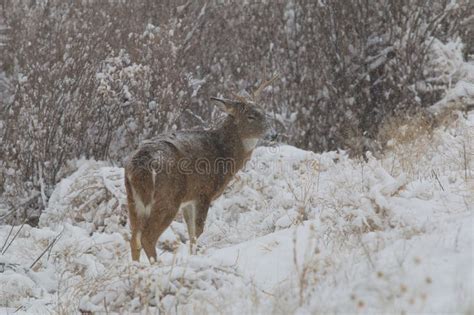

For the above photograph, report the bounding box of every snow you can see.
[0,107,472,313]
[427,39,474,115]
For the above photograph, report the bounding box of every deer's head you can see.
[210,97,269,141]
[211,74,279,143]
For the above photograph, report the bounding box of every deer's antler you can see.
[252,73,279,101]
[231,92,249,104]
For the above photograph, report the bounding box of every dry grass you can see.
[377,107,473,181]
[285,158,320,224]
[377,110,435,149]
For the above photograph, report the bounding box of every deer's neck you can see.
[242,138,259,152]
[217,116,256,156]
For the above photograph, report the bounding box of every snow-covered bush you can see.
[0,3,190,222]
[39,160,127,235]
[422,38,474,115]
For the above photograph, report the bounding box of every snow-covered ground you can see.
[0,107,472,314]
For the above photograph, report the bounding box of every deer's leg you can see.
[141,203,178,264]
[130,225,142,262]
[140,229,157,264]
[183,199,210,254]
[125,177,141,262]
[182,202,196,254]
[195,201,210,240]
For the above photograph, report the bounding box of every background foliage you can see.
[0,0,472,223]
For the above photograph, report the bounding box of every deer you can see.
[124,76,278,262]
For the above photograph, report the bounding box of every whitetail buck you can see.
[124,76,277,262]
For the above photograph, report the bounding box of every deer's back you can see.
[125,130,245,203]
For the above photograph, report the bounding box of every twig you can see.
[185,108,206,125]
[463,141,468,182]
[431,169,445,191]
[13,305,23,313]
[0,208,16,222]
[30,228,64,269]
[454,224,462,252]
[103,297,109,315]
[1,221,26,255]
[0,224,14,253]
[0,193,39,222]
[358,234,376,270]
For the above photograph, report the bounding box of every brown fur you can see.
[125,98,269,262]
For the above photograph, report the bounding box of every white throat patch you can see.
[242,138,259,152]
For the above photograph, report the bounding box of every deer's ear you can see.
[210,97,242,116]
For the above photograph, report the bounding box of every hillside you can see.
[0,108,472,314]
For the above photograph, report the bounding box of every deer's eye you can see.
[247,115,256,121]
